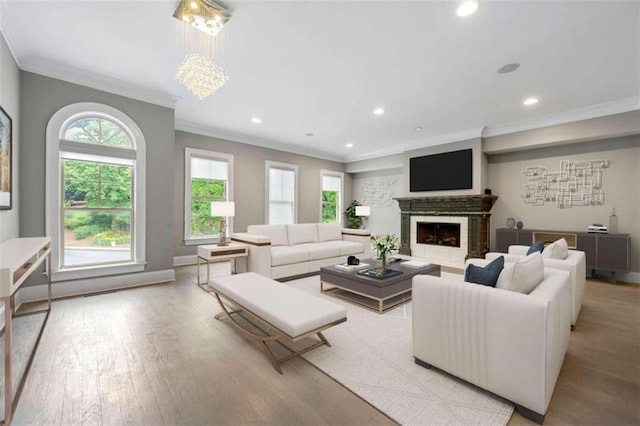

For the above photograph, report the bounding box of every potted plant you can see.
[372,234,400,277]
[344,200,362,229]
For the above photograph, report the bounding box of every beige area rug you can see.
[285,275,514,426]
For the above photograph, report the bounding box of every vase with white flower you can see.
[371,234,400,277]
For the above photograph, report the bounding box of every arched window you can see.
[46,103,146,281]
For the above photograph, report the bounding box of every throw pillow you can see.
[509,251,544,294]
[495,262,515,290]
[464,256,505,287]
[542,238,569,260]
[527,240,545,255]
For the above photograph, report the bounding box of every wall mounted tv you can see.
[410,148,473,192]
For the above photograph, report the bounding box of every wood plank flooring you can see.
[8,264,640,425]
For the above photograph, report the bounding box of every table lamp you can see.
[355,205,370,230]
[211,201,235,246]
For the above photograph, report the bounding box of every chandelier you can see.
[175,54,229,100]
[174,0,231,99]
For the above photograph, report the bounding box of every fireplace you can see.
[417,222,461,247]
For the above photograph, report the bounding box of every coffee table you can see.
[320,260,440,313]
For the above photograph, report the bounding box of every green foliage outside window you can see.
[322,191,338,223]
[191,178,226,236]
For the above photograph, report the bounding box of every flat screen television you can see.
[410,149,473,192]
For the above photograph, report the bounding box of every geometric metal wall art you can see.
[521,159,610,208]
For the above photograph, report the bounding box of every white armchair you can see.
[412,266,572,424]
[486,245,586,327]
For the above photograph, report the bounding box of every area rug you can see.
[286,275,514,425]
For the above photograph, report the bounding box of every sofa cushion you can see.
[527,240,545,255]
[247,224,288,247]
[464,256,504,287]
[543,238,569,260]
[294,243,341,260]
[271,246,310,266]
[508,252,544,294]
[287,224,319,245]
[317,223,343,242]
[321,240,364,256]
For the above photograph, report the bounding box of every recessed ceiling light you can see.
[414,127,423,132]
[345,143,354,148]
[523,97,539,106]
[305,133,314,137]
[251,117,261,124]
[497,63,520,74]
[456,0,479,17]
[373,108,385,116]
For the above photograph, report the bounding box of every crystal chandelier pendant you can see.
[175,53,229,100]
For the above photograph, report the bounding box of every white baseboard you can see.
[17,269,176,303]
[174,255,197,266]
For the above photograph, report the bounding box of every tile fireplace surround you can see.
[394,195,498,266]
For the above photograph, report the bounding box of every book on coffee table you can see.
[334,263,370,271]
[402,260,431,268]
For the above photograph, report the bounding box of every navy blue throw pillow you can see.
[464,256,505,287]
[527,240,545,255]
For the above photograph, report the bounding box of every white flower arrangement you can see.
[372,234,400,261]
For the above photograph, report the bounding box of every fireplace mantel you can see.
[393,194,498,260]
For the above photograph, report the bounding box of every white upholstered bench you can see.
[209,272,347,374]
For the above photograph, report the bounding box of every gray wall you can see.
[174,130,351,257]
[19,71,175,281]
[487,135,640,273]
[0,30,20,242]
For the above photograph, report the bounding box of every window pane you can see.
[64,159,132,208]
[191,198,221,236]
[322,191,338,223]
[191,157,228,180]
[322,175,341,192]
[100,183,131,208]
[269,202,293,224]
[63,210,132,267]
[64,117,132,148]
[191,178,226,198]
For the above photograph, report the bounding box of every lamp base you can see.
[217,218,229,246]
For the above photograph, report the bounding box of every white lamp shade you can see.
[355,206,370,216]
[211,201,235,217]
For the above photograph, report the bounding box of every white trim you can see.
[173,255,197,266]
[265,160,299,224]
[482,97,640,138]
[176,120,345,163]
[184,148,234,242]
[46,102,146,278]
[20,57,179,109]
[52,262,146,282]
[17,269,175,304]
[320,169,344,225]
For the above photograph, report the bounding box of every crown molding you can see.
[175,120,345,163]
[20,57,180,109]
[482,97,640,138]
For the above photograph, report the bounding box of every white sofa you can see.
[412,263,571,424]
[485,245,586,327]
[231,223,372,280]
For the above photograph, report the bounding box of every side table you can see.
[196,242,249,290]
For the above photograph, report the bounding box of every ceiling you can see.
[1,1,639,162]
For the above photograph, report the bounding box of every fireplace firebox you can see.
[417,222,461,247]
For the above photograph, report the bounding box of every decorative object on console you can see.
[372,234,400,277]
[609,208,619,234]
[210,201,235,246]
[521,159,609,208]
[464,255,504,287]
[506,217,515,229]
[355,205,370,230]
[0,105,12,210]
[344,200,362,229]
[516,220,524,230]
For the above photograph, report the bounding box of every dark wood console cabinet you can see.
[496,228,631,282]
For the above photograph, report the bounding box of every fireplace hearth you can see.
[417,222,461,247]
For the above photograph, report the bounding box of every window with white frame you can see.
[184,148,233,244]
[321,170,344,224]
[266,161,298,224]
[46,103,146,281]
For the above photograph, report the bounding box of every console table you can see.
[0,237,52,424]
[496,228,631,282]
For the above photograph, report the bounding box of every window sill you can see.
[52,262,146,282]
[184,237,219,246]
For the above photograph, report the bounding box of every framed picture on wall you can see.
[0,105,12,210]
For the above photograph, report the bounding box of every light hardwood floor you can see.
[9,265,640,425]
